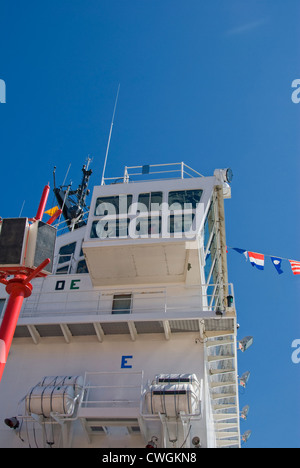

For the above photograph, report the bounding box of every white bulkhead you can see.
[0,163,241,449]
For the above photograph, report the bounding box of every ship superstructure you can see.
[0,162,244,448]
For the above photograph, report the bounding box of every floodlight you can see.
[239,371,250,388]
[241,430,252,443]
[213,168,233,184]
[226,168,233,184]
[146,436,158,448]
[239,336,253,352]
[4,417,19,429]
[192,436,201,448]
[240,405,250,421]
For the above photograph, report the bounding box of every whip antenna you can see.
[101,84,120,185]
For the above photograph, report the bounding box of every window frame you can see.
[112,294,132,315]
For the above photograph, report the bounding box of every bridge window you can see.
[58,242,76,264]
[137,192,163,212]
[76,259,89,274]
[95,195,132,216]
[168,189,203,210]
[168,214,195,233]
[91,219,130,239]
[56,265,70,275]
[135,216,161,236]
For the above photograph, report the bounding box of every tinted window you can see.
[58,242,76,264]
[168,190,203,209]
[91,219,130,239]
[77,259,89,274]
[204,202,214,250]
[138,192,163,212]
[135,216,161,236]
[112,294,132,314]
[168,214,195,233]
[95,195,132,215]
[56,265,70,275]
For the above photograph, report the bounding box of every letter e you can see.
[121,355,133,369]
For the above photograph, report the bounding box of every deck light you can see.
[239,371,250,388]
[225,168,233,184]
[4,417,19,429]
[192,436,201,448]
[213,168,233,184]
[241,430,252,443]
[146,436,158,448]
[239,336,253,352]
[240,406,250,421]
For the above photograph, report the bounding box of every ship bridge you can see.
[82,163,230,288]
[0,163,236,344]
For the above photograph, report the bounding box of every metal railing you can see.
[15,284,235,320]
[102,162,204,185]
[54,211,89,236]
[80,371,144,409]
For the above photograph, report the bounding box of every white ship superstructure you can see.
[0,162,244,448]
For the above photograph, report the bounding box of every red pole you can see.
[46,208,62,226]
[35,184,50,221]
[0,277,32,383]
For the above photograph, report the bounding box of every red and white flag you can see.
[289,260,300,275]
[248,251,264,270]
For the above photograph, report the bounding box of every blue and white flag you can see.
[232,248,248,261]
[271,257,284,275]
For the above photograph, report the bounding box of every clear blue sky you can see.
[0,0,299,448]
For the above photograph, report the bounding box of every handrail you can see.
[80,371,144,409]
[16,284,236,319]
[102,162,204,185]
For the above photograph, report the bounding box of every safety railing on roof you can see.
[102,162,204,185]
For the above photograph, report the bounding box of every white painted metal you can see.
[0,163,241,449]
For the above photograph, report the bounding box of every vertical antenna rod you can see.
[101,84,120,185]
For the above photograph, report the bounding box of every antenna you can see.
[19,200,26,218]
[101,84,120,185]
[62,163,72,187]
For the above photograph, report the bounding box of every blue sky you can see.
[0,0,299,448]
